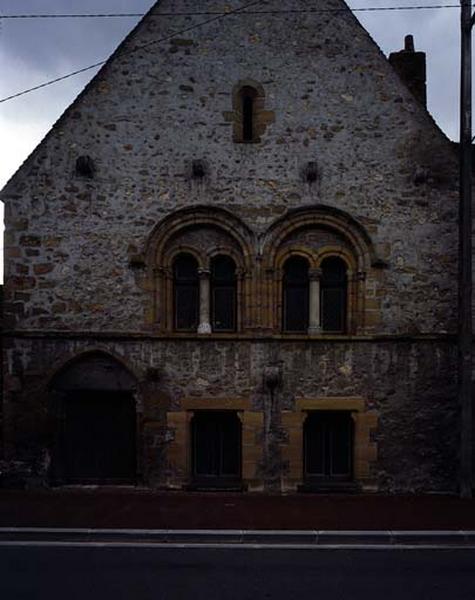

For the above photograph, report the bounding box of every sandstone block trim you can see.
[281,396,378,492]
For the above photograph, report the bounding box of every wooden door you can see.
[61,390,136,484]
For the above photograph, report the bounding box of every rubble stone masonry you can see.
[1,0,460,492]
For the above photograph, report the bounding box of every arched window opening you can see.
[241,86,257,142]
[320,257,348,333]
[283,256,309,332]
[173,253,199,331]
[211,255,237,332]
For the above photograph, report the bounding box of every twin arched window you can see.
[173,252,348,334]
[283,256,348,334]
[173,253,237,333]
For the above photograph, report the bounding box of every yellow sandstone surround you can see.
[281,397,378,492]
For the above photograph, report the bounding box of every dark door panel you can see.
[61,390,136,484]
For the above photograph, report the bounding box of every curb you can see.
[1,528,475,547]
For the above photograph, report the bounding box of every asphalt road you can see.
[1,547,475,600]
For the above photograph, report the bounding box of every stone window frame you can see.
[144,207,254,334]
[224,79,275,144]
[162,246,244,335]
[280,397,378,493]
[261,207,380,335]
[166,397,264,492]
[273,245,357,336]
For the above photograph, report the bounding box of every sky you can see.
[0,0,467,282]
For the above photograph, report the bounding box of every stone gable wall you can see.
[1,0,458,335]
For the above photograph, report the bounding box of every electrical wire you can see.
[0,5,466,19]
[0,1,464,104]
[0,0,268,104]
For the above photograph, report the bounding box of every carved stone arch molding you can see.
[260,205,383,334]
[144,205,257,332]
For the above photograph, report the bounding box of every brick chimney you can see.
[389,35,427,106]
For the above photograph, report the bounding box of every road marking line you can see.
[0,541,474,550]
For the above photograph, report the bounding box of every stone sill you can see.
[2,329,457,343]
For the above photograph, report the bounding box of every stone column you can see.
[197,268,212,334]
[308,268,322,335]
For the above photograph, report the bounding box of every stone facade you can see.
[0,0,461,492]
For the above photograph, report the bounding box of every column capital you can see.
[308,268,323,281]
[198,268,211,279]
[154,266,170,278]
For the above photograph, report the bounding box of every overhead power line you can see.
[0,5,466,19]
[0,0,268,104]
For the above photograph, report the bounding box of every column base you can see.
[198,322,212,334]
[307,326,321,335]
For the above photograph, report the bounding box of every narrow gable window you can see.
[241,86,257,142]
[227,81,274,144]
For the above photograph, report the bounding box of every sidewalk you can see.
[1,489,475,531]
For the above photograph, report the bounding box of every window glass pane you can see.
[329,415,352,476]
[240,86,257,142]
[211,256,236,332]
[321,288,345,332]
[321,257,347,283]
[321,257,347,333]
[284,286,308,331]
[243,96,254,141]
[283,257,309,332]
[212,256,236,281]
[304,412,353,481]
[174,254,198,280]
[212,287,236,331]
[175,285,199,330]
[174,254,199,331]
[192,412,241,479]
[304,415,326,476]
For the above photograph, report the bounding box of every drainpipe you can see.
[459,0,473,499]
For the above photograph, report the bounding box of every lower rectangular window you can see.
[303,411,353,482]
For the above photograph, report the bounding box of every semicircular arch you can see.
[262,205,377,270]
[145,205,255,270]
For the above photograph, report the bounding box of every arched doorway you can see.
[50,353,137,485]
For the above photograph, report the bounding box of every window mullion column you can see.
[308,268,322,335]
[198,268,212,334]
